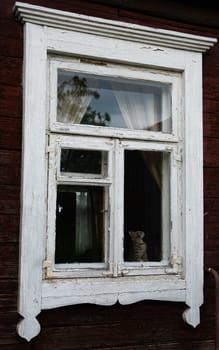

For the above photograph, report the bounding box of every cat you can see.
[128,230,148,262]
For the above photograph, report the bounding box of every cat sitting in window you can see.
[128,230,148,262]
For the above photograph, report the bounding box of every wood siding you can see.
[0,0,218,348]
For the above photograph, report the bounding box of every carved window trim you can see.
[13,1,217,341]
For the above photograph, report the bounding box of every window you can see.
[14,1,216,341]
[46,58,180,279]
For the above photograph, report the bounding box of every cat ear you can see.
[128,231,133,237]
[139,231,145,238]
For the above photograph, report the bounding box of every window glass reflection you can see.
[57,71,172,132]
[60,149,107,175]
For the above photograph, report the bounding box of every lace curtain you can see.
[75,192,92,256]
[113,86,162,188]
[57,93,92,123]
[74,189,102,261]
[113,88,160,131]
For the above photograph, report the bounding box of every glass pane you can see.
[124,150,170,262]
[55,185,105,264]
[60,149,107,175]
[57,70,172,132]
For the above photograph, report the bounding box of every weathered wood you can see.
[0,215,19,243]
[204,168,219,197]
[0,150,21,186]
[0,36,23,58]
[0,57,22,87]
[17,22,48,342]
[1,0,219,348]
[31,301,214,349]
[204,137,219,167]
[14,2,209,339]
[0,117,21,150]
[0,243,18,278]
[0,345,32,350]
[204,112,219,138]
[0,85,22,118]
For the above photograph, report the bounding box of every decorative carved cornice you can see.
[13,2,217,52]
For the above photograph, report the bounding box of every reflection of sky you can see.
[58,70,171,130]
[88,88,127,128]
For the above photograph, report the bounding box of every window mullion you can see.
[161,151,171,263]
[167,146,182,273]
[111,139,124,277]
[46,137,58,277]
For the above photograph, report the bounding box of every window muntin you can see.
[57,70,172,132]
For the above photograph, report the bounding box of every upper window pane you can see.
[57,71,172,132]
[60,149,107,175]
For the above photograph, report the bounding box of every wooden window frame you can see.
[13,2,217,341]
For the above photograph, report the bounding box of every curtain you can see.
[57,93,92,124]
[113,88,160,131]
[75,191,92,256]
[75,189,102,261]
[113,85,161,188]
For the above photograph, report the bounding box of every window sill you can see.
[41,276,186,309]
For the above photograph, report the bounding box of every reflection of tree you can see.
[58,75,99,102]
[58,75,111,126]
[81,107,111,127]
[57,75,99,123]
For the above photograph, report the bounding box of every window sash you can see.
[48,58,181,142]
[46,135,114,278]
[45,135,181,278]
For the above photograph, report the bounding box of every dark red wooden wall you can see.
[1,0,219,348]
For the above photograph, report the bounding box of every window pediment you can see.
[14,2,216,52]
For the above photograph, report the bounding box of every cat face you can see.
[128,230,145,241]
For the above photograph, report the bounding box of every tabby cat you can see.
[128,230,148,262]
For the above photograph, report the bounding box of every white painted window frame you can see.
[47,58,181,280]
[13,1,217,341]
[46,135,178,279]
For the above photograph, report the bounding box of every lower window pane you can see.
[55,185,105,264]
[124,150,170,263]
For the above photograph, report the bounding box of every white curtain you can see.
[113,85,160,131]
[75,192,92,256]
[113,85,161,187]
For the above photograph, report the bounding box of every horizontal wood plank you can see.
[0,85,22,118]
[0,150,21,185]
[204,137,219,167]
[204,168,219,196]
[0,217,19,243]
[0,117,21,150]
[0,345,32,350]
[0,57,22,87]
[0,243,19,278]
[32,305,213,349]
[0,36,23,58]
